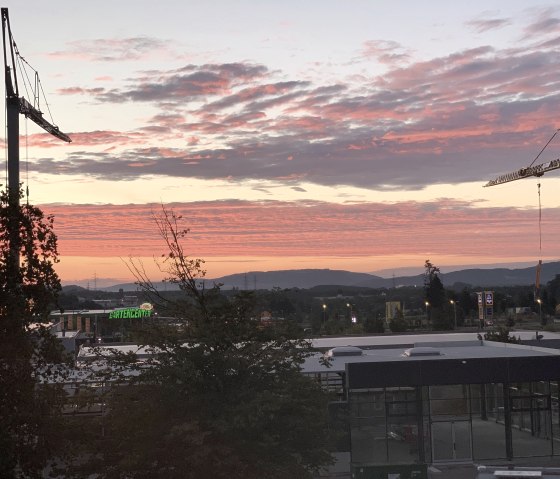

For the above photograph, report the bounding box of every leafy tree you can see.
[69,207,334,479]
[258,287,297,319]
[483,326,521,344]
[0,189,68,478]
[545,274,560,315]
[432,305,453,331]
[323,317,346,335]
[424,260,445,308]
[389,308,407,332]
[363,315,385,333]
[424,260,446,327]
[458,288,476,321]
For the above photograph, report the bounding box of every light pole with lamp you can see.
[450,300,457,330]
[537,298,543,326]
[347,303,356,324]
[425,301,430,328]
[322,304,327,326]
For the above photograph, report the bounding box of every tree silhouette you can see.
[0,188,68,477]
[424,260,445,309]
[69,206,334,479]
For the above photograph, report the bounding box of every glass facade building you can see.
[349,381,560,465]
[303,340,560,471]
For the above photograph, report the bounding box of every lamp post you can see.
[537,298,543,326]
[450,300,457,330]
[322,304,327,325]
[347,303,356,324]
[425,301,430,328]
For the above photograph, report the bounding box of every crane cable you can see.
[3,97,6,187]
[535,182,543,299]
[530,130,560,300]
[538,182,542,257]
[529,128,559,168]
[25,116,29,204]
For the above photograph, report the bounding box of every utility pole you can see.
[450,299,457,329]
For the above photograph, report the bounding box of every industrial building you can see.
[304,332,560,478]
[59,330,560,478]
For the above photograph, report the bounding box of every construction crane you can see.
[483,158,560,187]
[484,129,560,187]
[2,7,71,206]
[483,130,560,300]
[1,8,71,283]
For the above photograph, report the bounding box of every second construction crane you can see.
[484,129,560,187]
[483,129,560,298]
[484,158,560,187]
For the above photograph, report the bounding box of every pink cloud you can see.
[24,25,560,192]
[361,40,410,65]
[49,37,169,62]
[43,200,560,264]
[57,87,106,96]
[25,130,149,148]
[466,17,511,33]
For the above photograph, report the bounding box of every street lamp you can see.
[425,301,430,327]
[537,298,543,325]
[347,303,356,323]
[450,300,457,330]
[322,304,327,325]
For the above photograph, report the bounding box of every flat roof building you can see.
[63,331,560,478]
[303,334,560,478]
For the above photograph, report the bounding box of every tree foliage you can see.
[0,189,67,478]
[424,260,445,309]
[483,326,521,344]
[424,259,447,329]
[431,305,453,331]
[70,206,334,479]
[363,315,385,333]
[389,308,407,332]
[545,274,560,315]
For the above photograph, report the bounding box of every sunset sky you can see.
[2,0,560,286]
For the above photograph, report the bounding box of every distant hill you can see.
[355,262,558,289]
[438,262,558,289]
[217,269,385,290]
[88,261,560,292]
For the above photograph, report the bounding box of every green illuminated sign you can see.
[109,308,152,320]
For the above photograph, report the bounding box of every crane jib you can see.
[484,158,560,187]
[18,96,72,143]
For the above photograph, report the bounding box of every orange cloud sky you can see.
[8,4,560,287]
[43,200,559,282]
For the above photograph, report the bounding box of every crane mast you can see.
[1,8,71,284]
[2,8,71,204]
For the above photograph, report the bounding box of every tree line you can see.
[59,265,559,337]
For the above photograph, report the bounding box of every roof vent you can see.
[403,347,442,357]
[325,346,363,357]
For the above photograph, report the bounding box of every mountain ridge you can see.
[83,261,560,292]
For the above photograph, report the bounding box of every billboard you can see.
[477,291,494,320]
